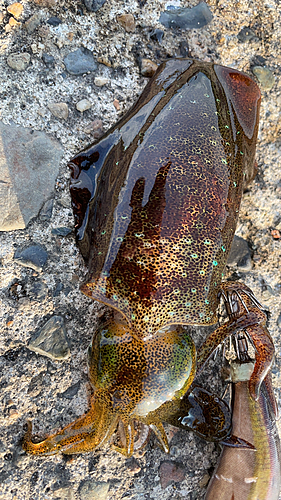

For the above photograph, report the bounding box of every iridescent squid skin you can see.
[23,58,274,457]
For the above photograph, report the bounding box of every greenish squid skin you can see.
[23,58,276,478]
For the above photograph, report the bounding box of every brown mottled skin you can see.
[23,59,274,459]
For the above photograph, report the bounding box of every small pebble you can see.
[84,118,104,137]
[24,12,42,33]
[7,52,30,71]
[237,27,257,42]
[42,52,55,65]
[39,198,54,220]
[141,58,158,77]
[64,47,97,75]
[159,460,186,489]
[48,102,69,120]
[94,76,109,86]
[28,281,48,300]
[117,13,135,33]
[113,99,120,111]
[34,0,56,5]
[83,0,107,12]
[252,66,275,91]
[28,315,70,360]
[179,40,189,57]
[97,56,112,67]
[159,2,213,29]
[149,29,164,43]
[14,245,48,272]
[58,381,80,399]
[277,313,281,329]
[9,17,20,27]
[227,235,252,271]
[79,480,109,500]
[271,229,281,239]
[51,226,72,236]
[47,16,62,26]
[76,98,92,112]
[7,2,23,19]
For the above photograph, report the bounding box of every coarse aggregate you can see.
[0,0,281,499]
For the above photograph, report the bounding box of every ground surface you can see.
[0,0,281,499]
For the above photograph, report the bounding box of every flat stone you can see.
[24,12,42,34]
[58,381,80,399]
[28,315,71,360]
[83,0,107,12]
[39,198,54,220]
[0,121,63,231]
[14,245,48,272]
[252,66,275,91]
[64,47,97,76]
[7,52,30,71]
[51,226,72,236]
[47,16,62,26]
[79,481,109,500]
[76,99,92,112]
[48,102,69,120]
[117,13,136,33]
[28,281,48,300]
[227,235,252,271]
[159,2,213,29]
[7,3,23,19]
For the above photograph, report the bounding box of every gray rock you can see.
[227,235,252,271]
[79,480,110,500]
[7,52,30,71]
[159,2,213,29]
[64,47,97,76]
[14,245,48,272]
[28,281,48,300]
[51,226,72,236]
[39,198,54,220]
[42,53,55,65]
[24,12,42,34]
[237,27,257,42]
[28,315,71,360]
[83,0,107,12]
[252,66,275,91]
[277,312,281,329]
[0,122,63,231]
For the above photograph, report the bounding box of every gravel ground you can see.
[0,0,281,499]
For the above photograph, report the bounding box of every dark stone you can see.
[42,53,55,65]
[227,235,252,271]
[14,245,48,272]
[27,372,44,397]
[83,0,107,12]
[28,315,71,360]
[237,27,257,42]
[53,282,64,296]
[64,47,98,75]
[28,281,48,300]
[179,40,189,57]
[47,17,62,26]
[51,226,72,236]
[39,198,54,220]
[277,312,281,328]
[149,29,164,43]
[159,2,213,29]
[58,381,80,399]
